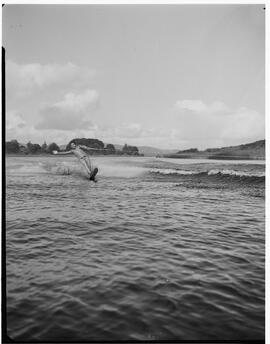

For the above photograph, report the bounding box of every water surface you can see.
[6,155,265,341]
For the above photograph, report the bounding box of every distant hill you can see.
[136,146,178,156]
[208,139,265,160]
[166,139,265,160]
[219,139,265,152]
[110,144,178,156]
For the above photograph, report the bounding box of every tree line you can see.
[5,140,60,154]
[5,139,141,156]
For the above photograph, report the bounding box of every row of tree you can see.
[66,139,139,155]
[177,148,198,154]
[5,140,60,154]
[5,139,141,156]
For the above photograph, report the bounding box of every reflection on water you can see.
[6,156,265,341]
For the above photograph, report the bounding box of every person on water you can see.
[53,142,98,180]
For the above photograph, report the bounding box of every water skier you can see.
[53,142,99,181]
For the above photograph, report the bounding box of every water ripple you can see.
[5,156,264,341]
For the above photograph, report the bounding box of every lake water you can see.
[5,155,265,341]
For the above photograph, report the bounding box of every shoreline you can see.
[161,154,265,161]
[5,153,265,161]
[5,153,142,158]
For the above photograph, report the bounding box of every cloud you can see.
[6,110,26,131]
[6,115,93,145]
[6,110,42,143]
[175,99,207,113]
[175,99,230,114]
[90,123,176,147]
[220,107,264,141]
[54,90,99,112]
[93,123,143,140]
[5,61,100,142]
[6,60,95,99]
[115,123,144,139]
[174,99,264,148]
[36,89,99,131]
[6,60,100,141]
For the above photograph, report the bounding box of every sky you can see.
[2,4,265,149]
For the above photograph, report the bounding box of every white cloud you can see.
[210,101,230,113]
[5,110,40,144]
[175,99,207,113]
[36,89,99,131]
[115,123,144,139]
[6,110,26,131]
[174,99,264,148]
[55,90,99,112]
[175,99,230,114]
[6,60,95,99]
[89,123,176,148]
[6,120,90,146]
[220,107,264,141]
[6,60,100,136]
